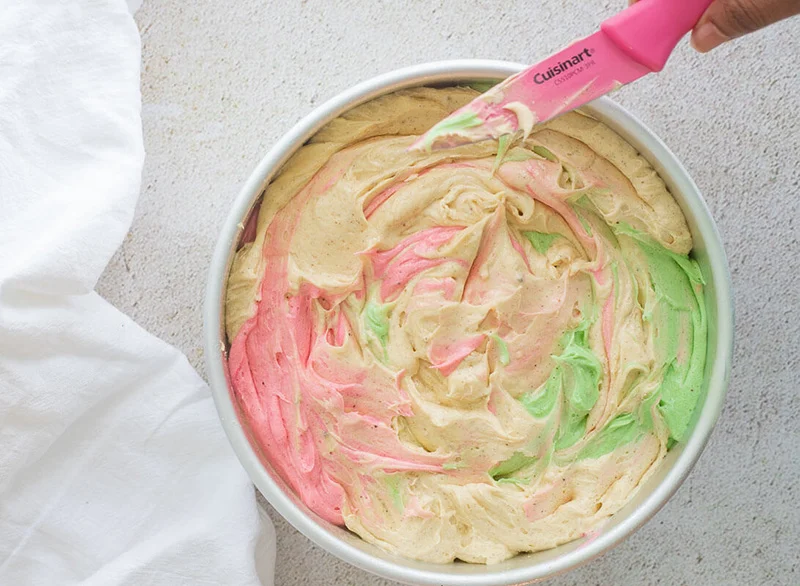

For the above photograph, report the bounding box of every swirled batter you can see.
[226,86,706,564]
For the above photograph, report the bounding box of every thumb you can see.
[691,0,800,52]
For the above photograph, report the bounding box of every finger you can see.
[691,0,800,52]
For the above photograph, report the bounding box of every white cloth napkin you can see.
[0,1,273,584]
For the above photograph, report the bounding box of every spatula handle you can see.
[601,0,715,72]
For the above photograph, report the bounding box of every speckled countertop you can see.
[97,2,800,584]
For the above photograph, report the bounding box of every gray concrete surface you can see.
[96,1,800,584]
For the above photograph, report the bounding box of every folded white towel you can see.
[0,1,271,583]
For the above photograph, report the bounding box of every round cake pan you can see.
[204,60,734,586]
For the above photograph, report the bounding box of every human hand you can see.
[630,0,800,52]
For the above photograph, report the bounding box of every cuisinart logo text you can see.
[533,48,594,84]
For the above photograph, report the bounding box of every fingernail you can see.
[691,22,729,53]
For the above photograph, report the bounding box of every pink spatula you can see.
[413,0,714,151]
